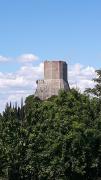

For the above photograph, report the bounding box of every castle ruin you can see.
[35,60,70,100]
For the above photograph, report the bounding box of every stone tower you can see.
[35,60,70,100]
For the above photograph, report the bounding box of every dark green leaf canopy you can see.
[0,89,101,180]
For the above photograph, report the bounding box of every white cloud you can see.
[18,53,39,63]
[0,62,44,112]
[0,55,10,62]
[0,57,97,112]
[68,63,96,92]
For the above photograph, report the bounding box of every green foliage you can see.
[0,90,101,179]
[85,69,101,97]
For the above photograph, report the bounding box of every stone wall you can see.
[44,61,67,80]
[35,60,70,100]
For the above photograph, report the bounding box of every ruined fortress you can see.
[35,60,70,100]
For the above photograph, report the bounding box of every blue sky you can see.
[0,0,100,111]
[0,0,101,68]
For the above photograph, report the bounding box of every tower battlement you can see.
[35,60,69,100]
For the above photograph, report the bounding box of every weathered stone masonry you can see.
[35,60,70,100]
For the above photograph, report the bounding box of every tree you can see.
[85,69,101,97]
[1,90,101,179]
